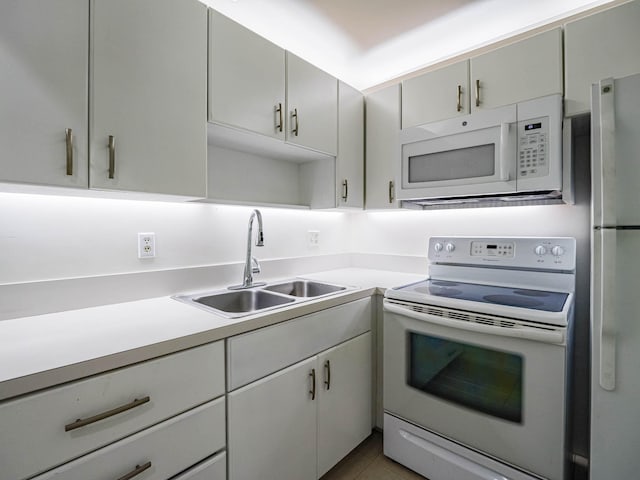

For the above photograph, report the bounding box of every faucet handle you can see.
[251,257,261,274]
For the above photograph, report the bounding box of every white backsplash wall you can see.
[0,192,350,285]
[350,203,588,256]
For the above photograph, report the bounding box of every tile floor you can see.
[320,431,427,480]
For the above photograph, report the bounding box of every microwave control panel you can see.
[517,116,549,179]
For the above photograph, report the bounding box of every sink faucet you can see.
[229,209,266,290]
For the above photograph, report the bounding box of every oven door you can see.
[383,301,567,480]
[398,104,517,200]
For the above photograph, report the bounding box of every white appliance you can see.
[384,236,576,480]
[590,73,640,479]
[398,94,564,207]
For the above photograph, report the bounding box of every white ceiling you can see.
[202,0,615,91]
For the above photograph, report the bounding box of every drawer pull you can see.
[64,396,150,432]
[116,461,152,480]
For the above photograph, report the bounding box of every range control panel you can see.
[517,116,549,179]
[429,236,576,271]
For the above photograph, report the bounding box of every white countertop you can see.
[0,268,423,402]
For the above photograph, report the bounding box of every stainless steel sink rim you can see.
[173,279,354,319]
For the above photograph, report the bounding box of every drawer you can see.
[34,397,226,480]
[173,451,226,480]
[0,341,224,480]
[228,297,371,390]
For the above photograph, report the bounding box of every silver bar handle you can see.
[388,180,394,204]
[342,179,348,201]
[65,128,73,176]
[275,103,283,132]
[108,135,116,179]
[475,79,480,107]
[291,108,299,136]
[309,368,316,400]
[324,360,331,390]
[456,85,462,112]
[115,462,152,480]
[65,396,150,432]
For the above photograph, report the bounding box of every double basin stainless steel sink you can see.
[174,279,349,318]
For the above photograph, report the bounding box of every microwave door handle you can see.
[384,303,565,344]
[499,123,511,181]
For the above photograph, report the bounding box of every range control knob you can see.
[445,243,456,253]
[551,245,565,257]
[434,242,444,252]
[534,245,547,256]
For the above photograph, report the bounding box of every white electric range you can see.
[383,236,576,480]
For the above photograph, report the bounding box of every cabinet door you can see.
[209,10,285,140]
[228,357,317,480]
[365,84,400,209]
[90,0,207,197]
[471,28,563,112]
[0,0,88,188]
[337,82,364,208]
[286,52,338,156]
[565,1,640,117]
[402,60,469,128]
[317,333,372,477]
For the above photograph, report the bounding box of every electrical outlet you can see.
[138,232,156,258]
[308,230,320,247]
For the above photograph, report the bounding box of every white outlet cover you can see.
[308,230,320,247]
[138,232,156,259]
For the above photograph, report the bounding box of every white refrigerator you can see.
[590,72,640,479]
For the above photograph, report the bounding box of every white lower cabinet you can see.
[228,331,372,480]
[0,341,225,480]
[33,397,225,480]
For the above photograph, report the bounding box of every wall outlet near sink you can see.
[138,232,156,258]
[308,230,320,247]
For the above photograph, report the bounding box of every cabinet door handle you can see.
[309,368,316,400]
[388,180,395,203]
[324,360,331,390]
[291,108,299,136]
[342,179,348,201]
[108,135,116,179]
[115,461,152,480]
[275,103,283,132]
[475,79,481,107]
[64,396,150,432]
[456,85,463,112]
[65,128,73,176]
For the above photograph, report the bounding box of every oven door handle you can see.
[384,303,565,344]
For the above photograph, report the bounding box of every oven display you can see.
[471,241,514,257]
[408,332,523,423]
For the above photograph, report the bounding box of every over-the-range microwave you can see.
[398,94,567,208]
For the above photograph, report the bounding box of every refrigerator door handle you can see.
[599,229,617,391]
[600,78,617,227]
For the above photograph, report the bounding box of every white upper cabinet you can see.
[470,28,563,112]
[365,84,401,209]
[401,28,562,128]
[90,0,207,197]
[208,10,285,140]
[402,60,470,128]
[286,52,338,156]
[337,82,364,208]
[564,0,640,117]
[0,0,88,188]
[208,11,338,157]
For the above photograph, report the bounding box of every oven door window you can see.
[407,332,523,423]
